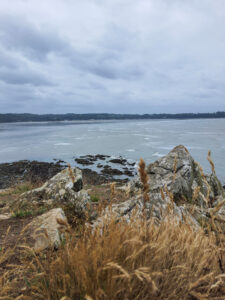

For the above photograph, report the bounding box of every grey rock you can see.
[20,167,90,216]
[92,145,224,228]
[29,208,68,252]
[129,145,224,207]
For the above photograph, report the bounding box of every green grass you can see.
[12,207,47,218]
[90,195,100,202]
[11,183,34,195]
[0,182,34,197]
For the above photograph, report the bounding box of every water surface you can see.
[0,119,225,182]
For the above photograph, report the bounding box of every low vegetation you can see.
[12,207,47,218]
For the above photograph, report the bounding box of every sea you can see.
[0,119,225,183]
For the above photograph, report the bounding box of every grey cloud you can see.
[0,0,225,113]
[0,15,66,61]
[0,68,52,86]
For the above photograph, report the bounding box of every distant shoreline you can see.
[0,112,225,123]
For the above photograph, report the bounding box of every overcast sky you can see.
[0,0,225,114]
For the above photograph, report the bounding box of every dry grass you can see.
[138,159,150,207]
[26,214,225,300]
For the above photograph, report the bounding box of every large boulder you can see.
[28,208,68,252]
[20,167,90,216]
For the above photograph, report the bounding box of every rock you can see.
[20,167,89,216]
[29,208,68,252]
[101,166,123,176]
[0,213,11,220]
[129,145,224,207]
[109,158,127,165]
[75,158,94,165]
[95,154,110,160]
[82,168,109,185]
[123,169,133,177]
[97,163,103,168]
[92,145,224,228]
[91,193,199,229]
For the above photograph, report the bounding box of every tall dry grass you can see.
[29,213,224,300]
[1,157,225,299]
[28,157,224,299]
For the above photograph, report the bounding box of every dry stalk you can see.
[207,150,215,174]
[110,182,116,200]
[138,158,150,208]
[67,164,75,184]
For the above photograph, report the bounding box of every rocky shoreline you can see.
[0,154,137,189]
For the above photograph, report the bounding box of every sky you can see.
[0,0,225,114]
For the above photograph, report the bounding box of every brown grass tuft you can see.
[207,150,215,174]
[138,158,150,207]
[67,164,75,184]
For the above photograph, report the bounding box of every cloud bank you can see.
[0,0,225,113]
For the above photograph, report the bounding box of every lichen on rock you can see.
[91,145,224,228]
[20,167,90,216]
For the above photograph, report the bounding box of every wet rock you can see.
[82,169,109,185]
[101,166,123,176]
[29,208,68,252]
[75,158,94,165]
[80,155,97,162]
[123,169,133,177]
[53,159,66,164]
[20,167,89,216]
[95,154,110,160]
[127,162,136,166]
[109,158,127,165]
[97,164,103,168]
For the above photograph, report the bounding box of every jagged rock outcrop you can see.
[129,145,224,207]
[92,145,224,228]
[28,208,68,252]
[20,167,90,216]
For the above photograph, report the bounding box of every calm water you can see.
[0,119,225,182]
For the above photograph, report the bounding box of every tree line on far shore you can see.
[0,111,225,123]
